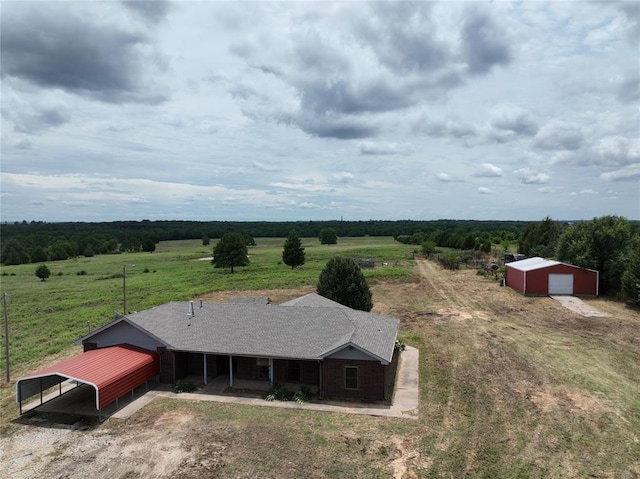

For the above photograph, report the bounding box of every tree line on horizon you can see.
[1,219,529,266]
[3,216,638,305]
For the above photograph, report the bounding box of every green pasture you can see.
[0,236,415,373]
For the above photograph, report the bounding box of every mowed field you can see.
[1,237,639,478]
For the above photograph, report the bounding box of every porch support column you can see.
[229,355,234,388]
[203,353,208,385]
[269,358,274,385]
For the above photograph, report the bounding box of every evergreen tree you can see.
[212,232,249,273]
[317,256,373,311]
[282,230,305,269]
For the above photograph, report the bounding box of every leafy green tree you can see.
[120,237,142,252]
[319,228,338,245]
[35,264,51,281]
[30,246,48,263]
[212,232,249,273]
[282,230,305,269]
[317,256,373,311]
[519,216,563,257]
[556,216,634,296]
[142,237,156,252]
[242,233,257,246]
[1,238,30,265]
[421,240,437,257]
[621,234,640,305]
[202,235,210,246]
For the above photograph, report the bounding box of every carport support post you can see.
[203,353,208,385]
[229,355,233,388]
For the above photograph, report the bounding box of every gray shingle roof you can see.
[121,294,398,363]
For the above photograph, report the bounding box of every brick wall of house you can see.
[322,358,385,401]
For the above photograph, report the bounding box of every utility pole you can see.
[123,265,127,314]
[3,292,9,383]
[123,264,134,314]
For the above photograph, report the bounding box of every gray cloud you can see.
[355,3,448,74]
[122,1,171,25]
[226,3,512,140]
[534,122,583,151]
[1,3,167,104]
[600,164,640,182]
[417,117,477,139]
[1,102,70,134]
[461,8,512,75]
[617,72,640,103]
[490,108,539,136]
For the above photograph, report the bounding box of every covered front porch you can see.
[170,351,321,395]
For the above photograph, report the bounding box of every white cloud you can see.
[478,187,492,194]
[514,168,550,184]
[473,163,503,178]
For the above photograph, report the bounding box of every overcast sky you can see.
[1,1,638,223]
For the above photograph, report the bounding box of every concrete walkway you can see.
[551,296,609,317]
[113,346,420,420]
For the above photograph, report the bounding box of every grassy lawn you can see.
[1,238,638,478]
[0,236,415,373]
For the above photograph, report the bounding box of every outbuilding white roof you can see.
[505,256,561,272]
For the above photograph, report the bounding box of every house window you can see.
[287,360,301,382]
[256,358,270,380]
[345,366,358,390]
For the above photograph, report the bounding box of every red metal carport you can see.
[16,344,159,417]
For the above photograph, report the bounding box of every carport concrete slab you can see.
[22,381,157,420]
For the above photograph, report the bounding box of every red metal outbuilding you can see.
[16,344,159,414]
[505,257,599,296]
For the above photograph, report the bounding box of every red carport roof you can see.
[16,344,159,410]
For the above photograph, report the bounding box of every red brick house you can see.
[74,293,399,402]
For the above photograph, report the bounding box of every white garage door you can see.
[548,274,574,295]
